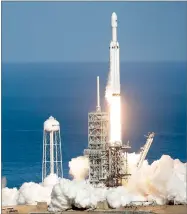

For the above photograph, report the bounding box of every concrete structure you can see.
[42,116,63,181]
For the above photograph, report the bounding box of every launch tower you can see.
[84,77,109,187]
[42,116,63,181]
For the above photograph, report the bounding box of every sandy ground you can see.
[2,203,48,214]
[131,205,187,214]
[2,205,187,214]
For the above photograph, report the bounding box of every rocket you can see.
[110,12,120,96]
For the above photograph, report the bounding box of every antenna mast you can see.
[96,76,101,112]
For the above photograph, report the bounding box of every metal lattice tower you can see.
[42,116,63,182]
[106,141,131,187]
[84,77,109,187]
[121,141,131,185]
[137,132,155,169]
[86,111,109,186]
[107,146,123,187]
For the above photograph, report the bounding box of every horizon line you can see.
[2,60,187,64]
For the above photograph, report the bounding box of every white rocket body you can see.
[110,12,120,96]
[109,12,122,146]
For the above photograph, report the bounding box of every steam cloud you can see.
[2,154,187,211]
[69,156,89,180]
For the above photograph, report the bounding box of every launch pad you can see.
[84,78,154,187]
[84,12,133,187]
[84,76,132,187]
[84,12,155,188]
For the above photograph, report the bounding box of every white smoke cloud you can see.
[69,156,89,180]
[2,187,19,206]
[49,179,107,212]
[2,173,59,207]
[49,154,187,211]
[2,154,187,211]
[127,155,187,205]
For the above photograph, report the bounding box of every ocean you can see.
[2,62,186,188]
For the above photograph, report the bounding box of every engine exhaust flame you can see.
[105,70,122,146]
[109,96,121,145]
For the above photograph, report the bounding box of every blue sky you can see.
[2,2,187,63]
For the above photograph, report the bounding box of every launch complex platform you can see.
[83,12,155,188]
[2,203,187,214]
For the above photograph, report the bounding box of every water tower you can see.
[42,116,63,181]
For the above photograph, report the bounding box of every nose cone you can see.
[112,12,117,19]
[111,12,117,27]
